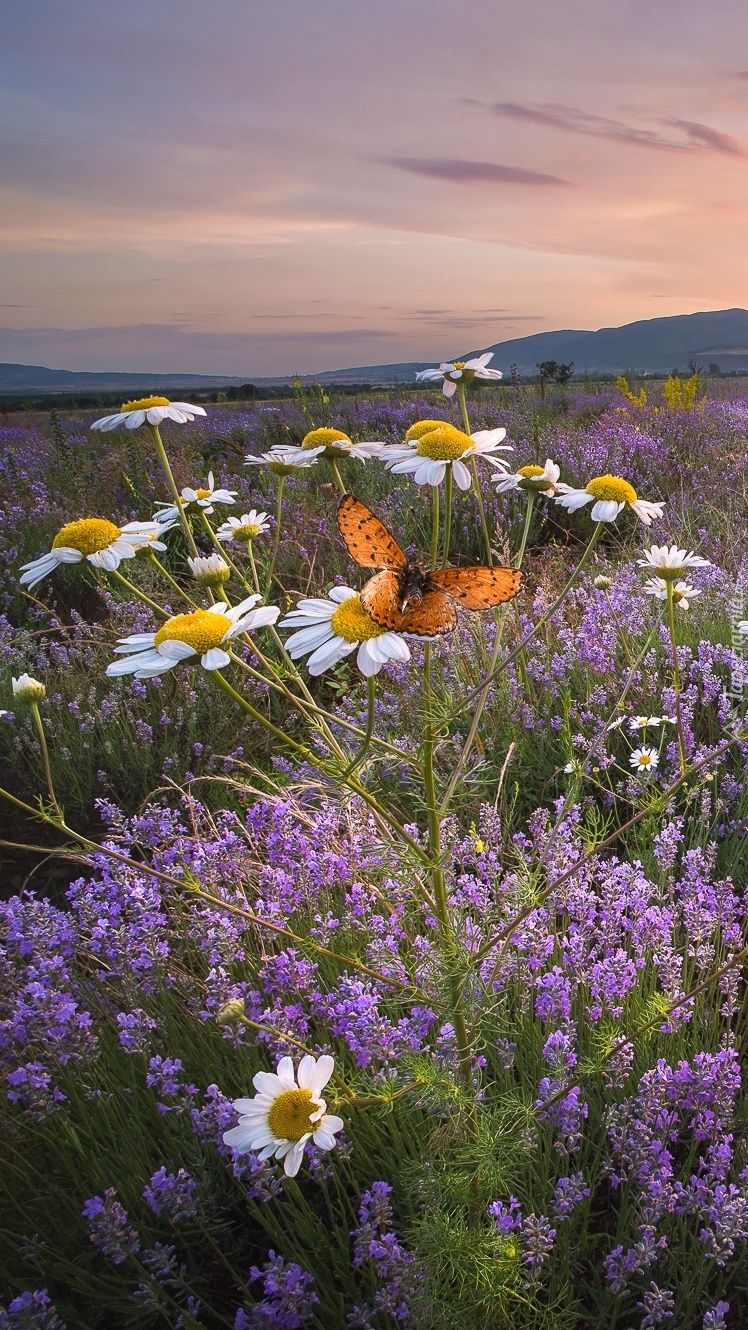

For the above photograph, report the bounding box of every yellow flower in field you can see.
[380,425,511,491]
[91,397,207,431]
[12,673,46,704]
[555,475,664,525]
[281,428,381,464]
[19,518,163,589]
[494,458,561,496]
[106,597,279,679]
[153,471,237,523]
[245,448,320,476]
[416,352,503,398]
[223,1054,344,1178]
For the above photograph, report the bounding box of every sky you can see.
[3,0,748,376]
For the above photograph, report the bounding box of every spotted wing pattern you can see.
[429,566,522,610]
[337,495,407,570]
[361,571,458,637]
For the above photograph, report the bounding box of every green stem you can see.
[440,522,605,732]
[666,579,688,775]
[341,676,376,779]
[442,466,453,567]
[145,549,199,607]
[211,671,432,866]
[147,422,199,557]
[246,541,261,594]
[430,483,440,570]
[106,567,168,618]
[31,703,62,819]
[423,643,474,1092]
[471,459,493,566]
[456,380,472,435]
[266,475,286,594]
[331,459,347,495]
[438,495,535,816]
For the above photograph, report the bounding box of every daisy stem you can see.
[331,459,346,495]
[666,578,688,775]
[456,380,472,435]
[147,423,199,558]
[443,466,453,567]
[430,483,440,569]
[422,643,475,1093]
[246,541,261,595]
[471,459,493,567]
[234,1016,354,1096]
[438,496,535,816]
[266,475,286,594]
[30,703,62,820]
[198,511,254,596]
[439,522,605,732]
[106,568,169,618]
[145,550,199,607]
[340,676,376,779]
[210,671,432,867]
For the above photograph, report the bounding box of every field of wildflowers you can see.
[3,367,748,1328]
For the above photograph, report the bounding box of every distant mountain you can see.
[0,364,242,392]
[3,308,748,394]
[307,308,748,382]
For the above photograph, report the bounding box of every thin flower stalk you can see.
[144,550,199,608]
[265,474,286,594]
[666,577,688,774]
[340,676,377,779]
[147,422,199,557]
[30,702,62,820]
[106,568,170,618]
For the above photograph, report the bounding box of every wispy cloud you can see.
[468,101,747,156]
[384,156,572,187]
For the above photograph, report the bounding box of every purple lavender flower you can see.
[143,1167,199,1222]
[637,1282,675,1327]
[0,1290,65,1329]
[82,1190,140,1264]
[242,1251,318,1327]
[703,1302,730,1330]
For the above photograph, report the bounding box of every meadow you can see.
[2,370,748,1329]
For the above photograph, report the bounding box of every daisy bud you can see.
[12,673,46,704]
[594,575,612,590]
[217,998,246,1025]
[188,553,231,588]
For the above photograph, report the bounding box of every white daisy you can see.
[91,396,207,431]
[279,586,411,677]
[380,424,511,491]
[630,747,659,772]
[133,521,177,556]
[216,511,271,543]
[415,352,503,398]
[12,673,46,703]
[19,518,163,589]
[223,1054,344,1179]
[637,544,711,578]
[643,577,701,610]
[629,715,662,733]
[106,596,279,679]
[493,458,561,496]
[245,448,320,476]
[554,474,664,525]
[279,428,382,465]
[153,471,237,524]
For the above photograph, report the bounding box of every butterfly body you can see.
[337,495,522,638]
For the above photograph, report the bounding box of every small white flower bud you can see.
[188,553,231,587]
[594,575,612,590]
[12,673,46,704]
[217,997,246,1025]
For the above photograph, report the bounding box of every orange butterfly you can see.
[337,495,522,637]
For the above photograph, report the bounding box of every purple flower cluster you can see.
[349,1182,422,1324]
[236,1252,318,1329]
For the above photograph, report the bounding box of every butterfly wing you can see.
[360,570,405,629]
[360,571,457,637]
[337,495,407,570]
[399,591,458,638]
[429,566,522,610]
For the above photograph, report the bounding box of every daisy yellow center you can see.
[236,523,261,540]
[301,428,350,452]
[452,362,466,370]
[638,753,653,766]
[517,463,553,491]
[330,594,386,643]
[415,426,472,461]
[154,610,231,654]
[193,488,212,501]
[585,475,637,504]
[267,1087,315,1141]
[405,419,448,443]
[52,518,121,555]
[119,396,171,412]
